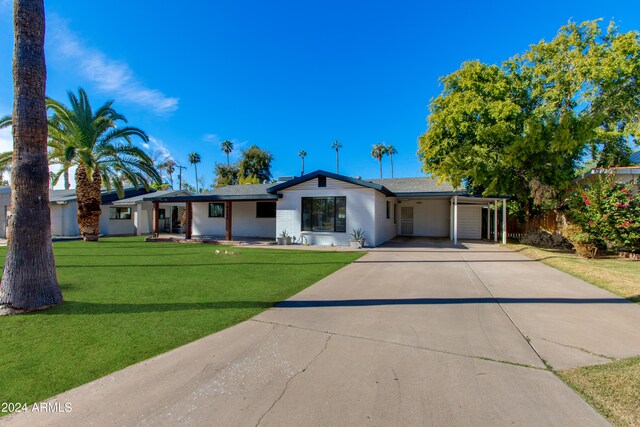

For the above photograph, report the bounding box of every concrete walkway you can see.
[7,239,640,426]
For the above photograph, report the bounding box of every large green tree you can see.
[1,0,62,313]
[238,145,274,183]
[418,20,640,216]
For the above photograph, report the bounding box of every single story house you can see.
[152,170,509,247]
[0,187,191,238]
[580,166,640,193]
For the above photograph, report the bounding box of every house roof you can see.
[366,177,460,196]
[151,183,280,202]
[111,189,192,205]
[631,150,640,165]
[47,188,153,205]
[267,170,394,196]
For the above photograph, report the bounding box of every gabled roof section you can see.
[151,183,279,202]
[267,170,395,196]
[111,189,192,205]
[47,188,153,205]
[366,177,462,196]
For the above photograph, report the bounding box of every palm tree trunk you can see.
[226,153,230,166]
[75,164,102,241]
[194,164,199,193]
[301,157,305,176]
[390,154,394,178]
[379,159,383,179]
[63,168,70,189]
[335,150,339,174]
[169,172,173,190]
[1,0,62,313]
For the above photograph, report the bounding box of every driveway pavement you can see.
[6,239,640,426]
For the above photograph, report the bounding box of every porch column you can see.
[486,205,490,240]
[135,204,143,236]
[493,200,498,243]
[453,195,458,245]
[185,201,192,239]
[502,199,507,245]
[225,201,233,241]
[152,201,159,235]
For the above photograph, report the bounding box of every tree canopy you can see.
[237,145,274,183]
[418,20,640,215]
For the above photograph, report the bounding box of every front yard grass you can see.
[508,244,640,303]
[0,237,364,408]
[558,357,640,426]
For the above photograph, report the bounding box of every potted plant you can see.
[349,228,366,249]
[277,229,292,245]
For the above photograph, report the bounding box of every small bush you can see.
[520,230,569,249]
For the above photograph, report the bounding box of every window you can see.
[109,207,131,220]
[256,202,276,218]
[318,176,327,187]
[209,203,225,218]
[158,209,166,219]
[302,197,346,232]
[394,203,397,224]
[386,201,390,219]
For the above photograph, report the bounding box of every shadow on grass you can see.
[40,300,276,315]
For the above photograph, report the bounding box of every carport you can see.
[450,195,508,245]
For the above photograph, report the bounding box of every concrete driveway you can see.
[7,239,640,426]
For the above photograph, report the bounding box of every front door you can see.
[400,206,414,235]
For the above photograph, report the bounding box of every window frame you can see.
[109,207,132,220]
[208,202,225,218]
[256,201,276,218]
[301,196,346,233]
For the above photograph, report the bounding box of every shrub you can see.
[565,175,640,255]
[520,230,569,249]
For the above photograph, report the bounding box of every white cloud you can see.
[146,136,174,163]
[203,134,221,144]
[0,127,11,153]
[47,15,179,115]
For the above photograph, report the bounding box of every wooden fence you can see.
[506,211,559,239]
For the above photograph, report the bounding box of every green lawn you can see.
[0,237,364,407]
[508,244,640,303]
[558,357,640,426]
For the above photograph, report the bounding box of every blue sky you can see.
[0,0,639,188]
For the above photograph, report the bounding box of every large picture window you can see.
[109,207,132,220]
[256,202,276,218]
[209,203,225,218]
[302,197,346,232]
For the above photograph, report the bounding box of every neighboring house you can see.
[0,187,190,238]
[110,189,192,235]
[153,170,509,247]
[580,166,640,193]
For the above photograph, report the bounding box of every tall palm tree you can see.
[386,144,398,178]
[46,88,160,241]
[298,150,307,176]
[1,0,62,313]
[221,140,234,165]
[371,143,387,179]
[188,152,202,192]
[162,160,176,189]
[331,140,342,174]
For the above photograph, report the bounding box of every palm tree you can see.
[0,0,62,313]
[386,144,398,178]
[331,140,342,174]
[221,140,234,165]
[46,88,160,241]
[371,143,387,179]
[163,160,176,189]
[188,152,202,192]
[298,150,307,176]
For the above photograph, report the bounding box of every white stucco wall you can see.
[276,177,379,246]
[50,202,80,237]
[398,198,450,237]
[373,191,398,246]
[0,191,11,238]
[192,201,276,239]
[100,205,135,236]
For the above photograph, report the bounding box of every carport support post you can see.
[486,205,490,240]
[453,195,458,245]
[185,201,192,240]
[152,201,159,235]
[502,199,507,245]
[225,201,233,241]
[493,200,498,243]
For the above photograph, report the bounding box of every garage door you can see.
[457,205,482,239]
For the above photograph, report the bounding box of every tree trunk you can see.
[301,158,305,176]
[335,151,339,174]
[379,159,382,179]
[63,168,70,189]
[390,154,394,178]
[0,0,62,314]
[75,164,102,241]
[194,164,199,192]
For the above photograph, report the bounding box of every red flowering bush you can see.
[565,175,640,256]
